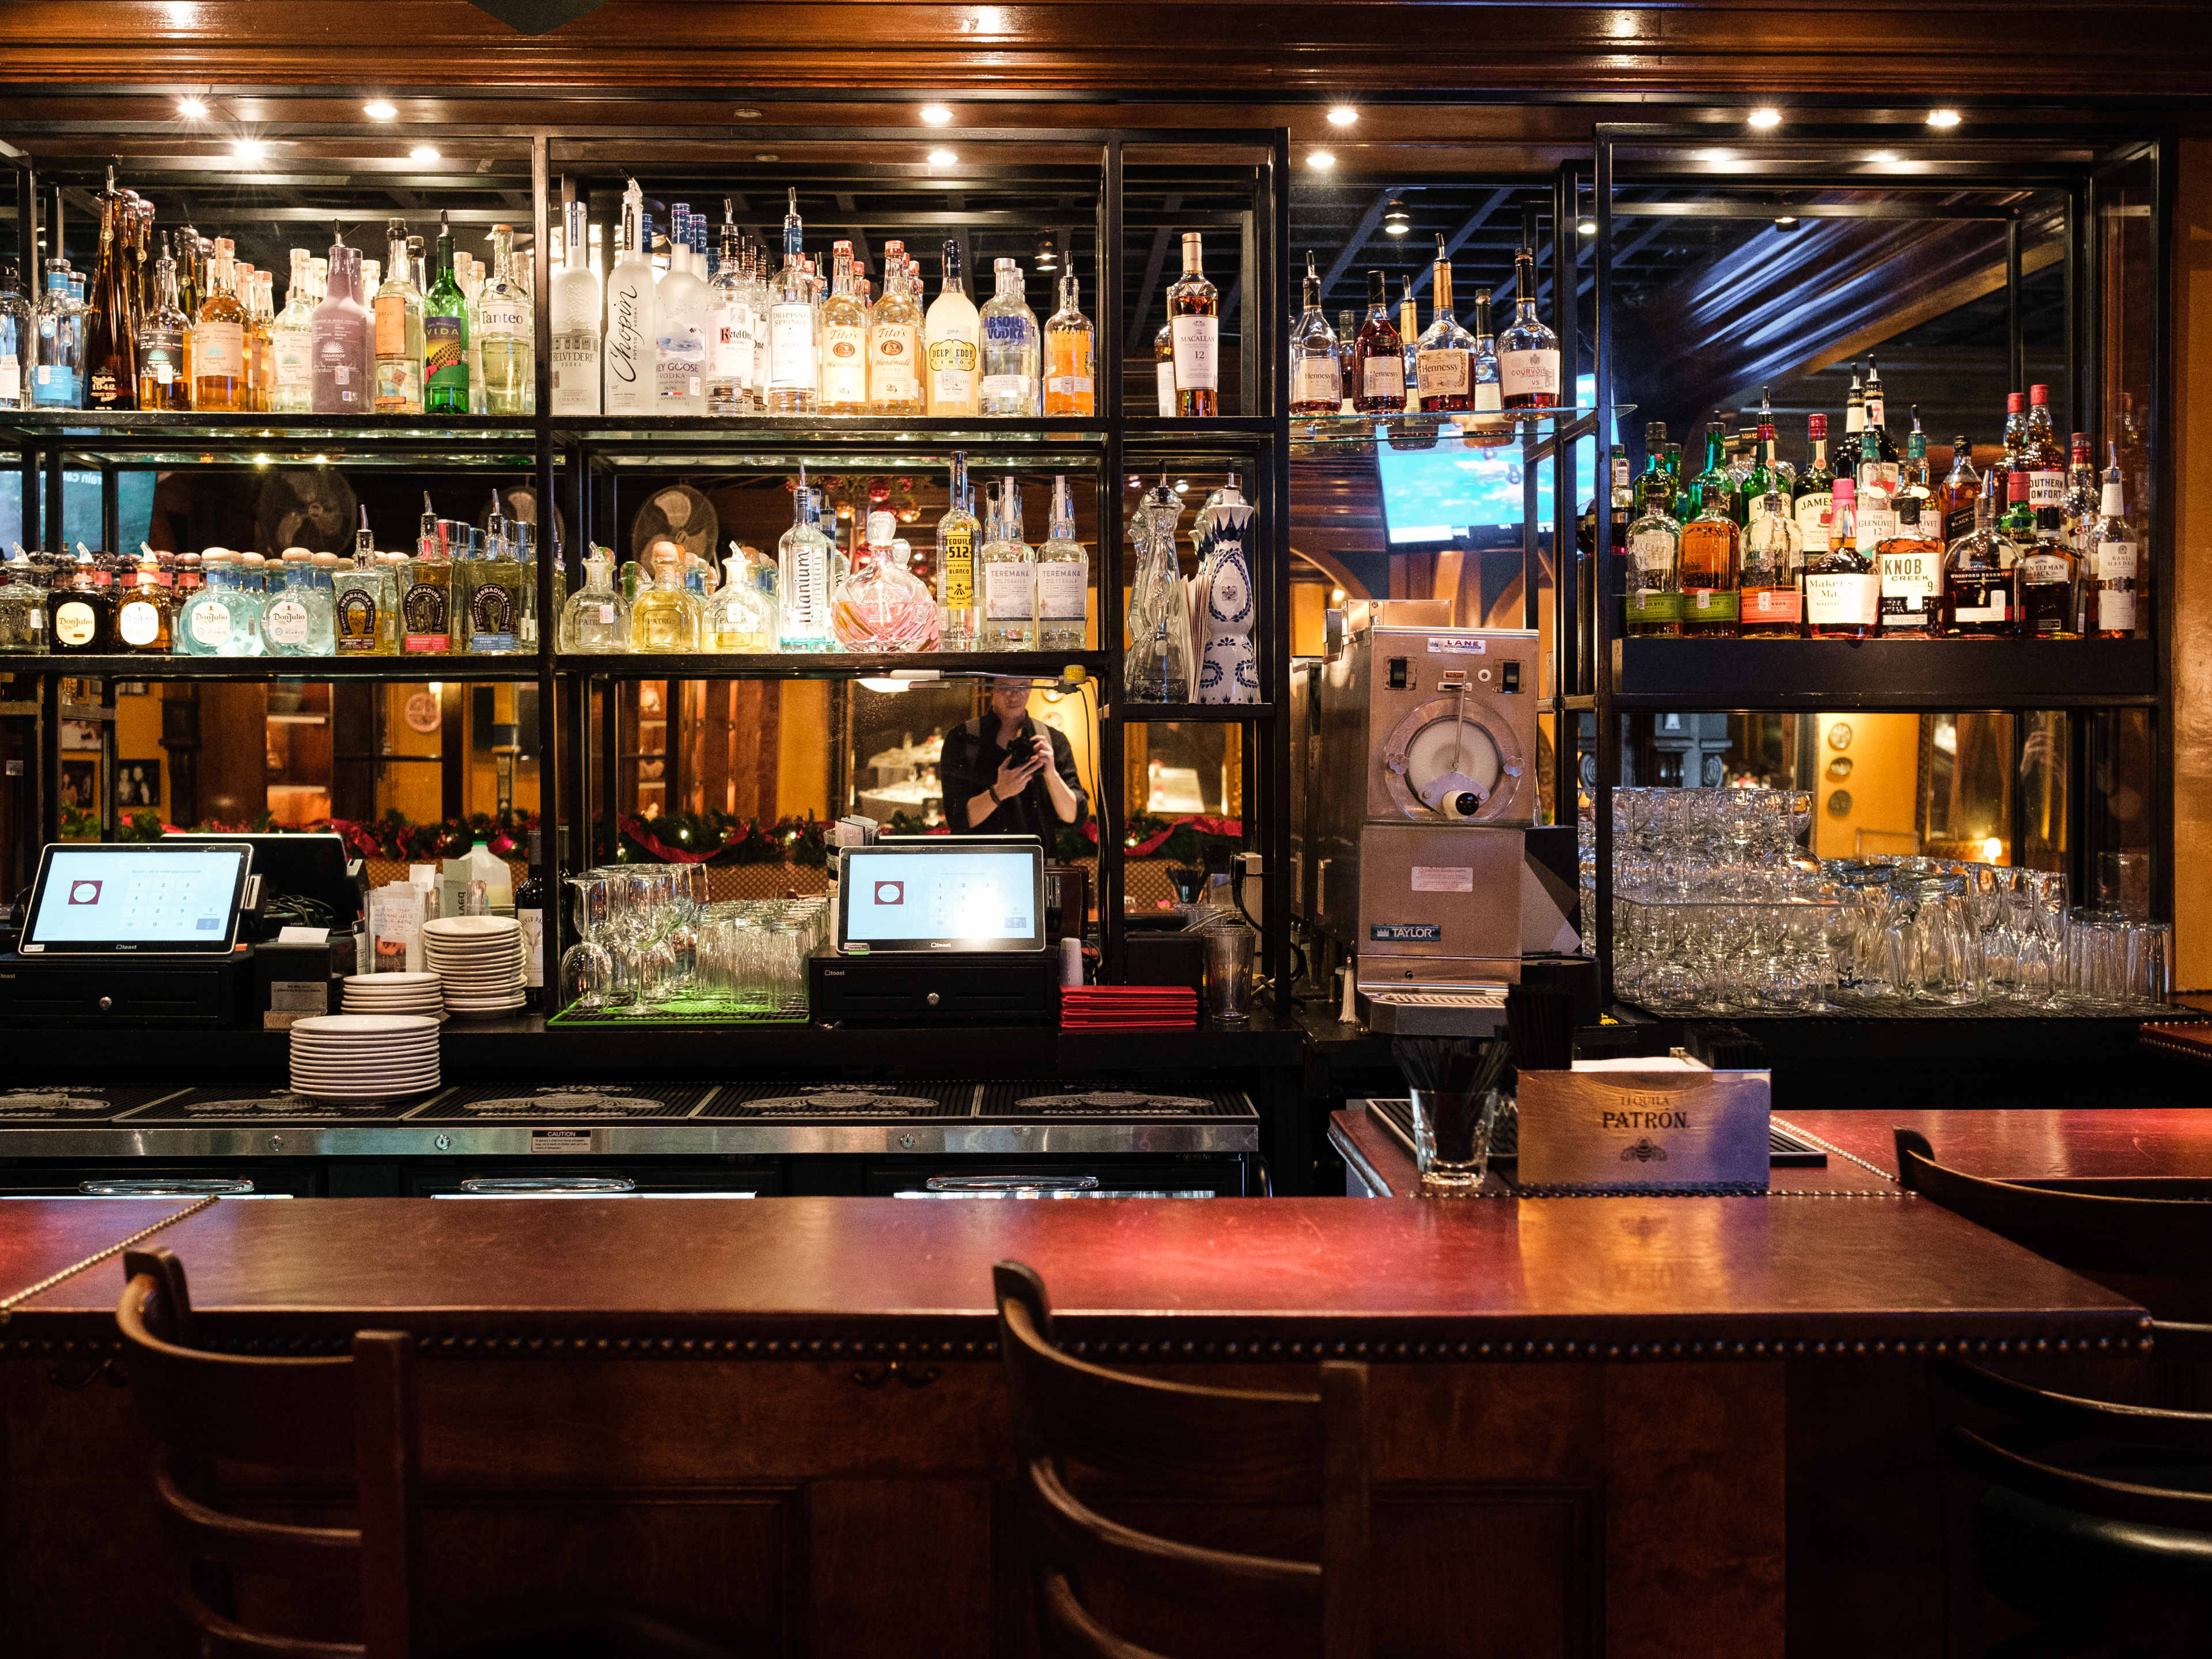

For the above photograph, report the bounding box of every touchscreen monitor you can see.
[21,842,252,953]
[836,842,1045,953]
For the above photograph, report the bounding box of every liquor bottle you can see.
[1837,362,1865,478]
[603,180,654,417]
[1468,289,1506,442]
[0,548,48,651]
[48,554,111,654]
[1685,421,1729,518]
[1036,474,1089,653]
[264,249,313,414]
[1791,415,1835,556]
[1414,236,1477,415]
[1288,251,1342,417]
[762,191,820,416]
[135,234,190,411]
[1739,486,1804,638]
[1876,495,1942,638]
[980,475,1036,649]
[311,237,374,415]
[463,497,524,654]
[1498,245,1560,410]
[1802,477,1878,640]
[187,239,250,412]
[84,171,135,410]
[1676,489,1740,638]
[1623,494,1683,638]
[832,507,940,652]
[476,223,532,416]
[777,478,836,651]
[936,452,980,652]
[1725,427,1753,494]
[805,240,861,416]
[1997,464,2036,569]
[560,548,627,652]
[1733,388,1783,528]
[115,546,173,652]
[1153,320,1176,416]
[514,827,545,1012]
[265,551,336,656]
[1041,270,1095,418]
[630,543,702,651]
[402,499,454,654]
[2024,384,2066,513]
[749,243,775,408]
[702,202,746,417]
[1937,435,1980,541]
[2000,391,2028,468]
[1632,423,1675,518]
[979,257,1040,416]
[2062,431,2099,541]
[549,198,603,418]
[1396,278,1419,414]
[1350,270,1403,415]
[0,264,29,409]
[1166,232,1219,418]
[703,547,773,651]
[422,213,471,416]
[651,207,709,415]
[2015,503,2080,639]
[1858,356,1900,490]
[1941,488,2012,638]
[456,251,487,414]
[1897,407,1931,510]
[867,238,925,416]
[366,220,425,418]
[251,270,278,412]
[31,263,83,408]
[922,237,980,418]
[2084,445,2139,639]
[334,512,397,655]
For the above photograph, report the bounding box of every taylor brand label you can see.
[188,599,231,647]
[265,597,312,647]
[1361,355,1404,399]
[1370,922,1441,942]
[820,323,866,403]
[1156,359,1176,415]
[1424,635,1488,655]
[53,600,97,647]
[1498,347,1559,399]
[1411,866,1474,893]
[118,599,161,647]
[1171,314,1218,391]
[1294,358,1340,406]
[1416,349,1470,398]
[869,322,918,397]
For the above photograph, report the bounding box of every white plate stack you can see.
[340,971,447,1022]
[422,915,528,1016]
[288,1014,442,1101]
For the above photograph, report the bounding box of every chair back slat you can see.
[1945,1423,2212,1531]
[1039,1569,1171,1659]
[1932,1358,2212,1455]
[1895,1127,2212,1278]
[152,1447,361,1581]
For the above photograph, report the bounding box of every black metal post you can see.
[530,133,560,990]
[2006,213,2025,398]
[1096,137,1124,977]
[1592,130,1618,1003]
[36,671,58,847]
[1263,128,1290,997]
[2148,135,2173,926]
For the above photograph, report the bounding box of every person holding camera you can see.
[940,676,1088,839]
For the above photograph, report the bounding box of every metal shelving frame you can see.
[0,118,1293,1005]
[1586,120,2173,1003]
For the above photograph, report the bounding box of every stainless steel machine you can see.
[1293,604,1579,1033]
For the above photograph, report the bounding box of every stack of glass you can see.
[557,864,826,1017]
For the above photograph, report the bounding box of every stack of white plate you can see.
[340,971,446,1022]
[422,915,528,1016]
[288,1013,441,1101]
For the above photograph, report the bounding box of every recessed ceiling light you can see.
[363,100,396,120]
[732,107,763,119]
[1747,108,1783,129]
[1927,108,1962,128]
[754,153,779,162]
[927,147,958,166]
[410,145,440,161]
[1307,150,1336,170]
[1577,219,1597,236]
[919,104,953,126]
[177,98,208,119]
[1773,215,1801,231]
[1327,105,1358,127]
[232,138,266,160]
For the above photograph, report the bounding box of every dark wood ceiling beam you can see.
[1316,186,1403,317]
[1411,185,1516,300]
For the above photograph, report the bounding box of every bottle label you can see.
[869,323,919,399]
[1035,562,1086,621]
[1878,550,1941,623]
[274,329,312,390]
[820,323,866,404]
[551,334,598,412]
[1854,507,1896,551]
[196,319,244,382]
[1171,315,1219,391]
[1944,495,1978,541]
[1629,528,1676,582]
[403,579,450,652]
[1743,587,1802,626]
[1804,572,1880,627]
[518,908,544,988]
[373,357,423,416]
[1361,355,1405,399]
[1499,347,1560,399]
[335,586,380,652]
[424,314,465,389]
[54,600,97,647]
[1044,373,1094,407]
[0,354,17,403]
[1293,358,1340,407]
[1745,494,1778,524]
[116,599,160,647]
[1950,572,2009,624]
[1156,359,1176,416]
[2029,468,2067,510]
[980,373,1031,407]
[709,304,749,377]
[927,336,978,406]
[983,561,1034,620]
[2018,552,2071,586]
[469,578,518,650]
[940,525,974,607]
[656,328,707,402]
[1415,349,1470,397]
[1682,588,1738,623]
[1793,491,1833,553]
[188,599,231,647]
[373,294,412,357]
[31,364,79,407]
[1627,590,1683,626]
[765,304,815,391]
[478,297,527,341]
[266,597,312,647]
[1472,381,1504,420]
[2096,543,2138,631]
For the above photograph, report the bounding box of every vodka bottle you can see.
[269,249,315,414]
[705,200,749,416]
[653,204,709,415]
[923,238,980,416]
[0,263,29,409]
[868,238,925,415]
[817,239,869,415]
[477,224,533,416]
[550,198,601,416]
[603,179,655,416]
[777,478,836,650]
[765,190,819,415]
[979,475,1036,649]
[1035,475,1089,653]
[978,257,1040,416]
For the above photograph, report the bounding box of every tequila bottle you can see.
[32,264,83,408]
[310,235,373,416]
[0,263,29,410]
[48,552,109,653]
[115,546,173,652]
[84,172,135,409]
[630,544,702,652]
[422,212,471,415]
[249,270,276,412]
[923,238,980,416]
[402,499,454,654]
[832,509,941,653]
[704,201,750,417]
[188,236,248,411]
[935,451,980,652]
[817,239,870,415]
[135,233,190,411]
[2085,446,2140,639]
[705,550,774,651]
[766,190,819,416]
[269,249,315,414]
[0,548,47,652]
[476,222,532,416]
[1124,479,1190,702]
[265,551,336,656]
[334,513,399,655]
[652,205,709,415]
[560,548,628,653]
[978,258,1040,416]
[1041,270,1094,416]
[551,198,601,416]
[465,497,526,653]
[1035,474,1089,653]
[189,554,266,656]
[1153,320,1175,416]
[979,475,1036,649]
[1165,232,1219,417]
[776,478,836,651]
[867,237,925,416]
[372,218,426,416]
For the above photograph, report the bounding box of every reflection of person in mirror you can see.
[941,677,1087,840]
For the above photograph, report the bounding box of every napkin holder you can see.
[1514,1056,1770,1192]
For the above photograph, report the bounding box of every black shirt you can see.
[938,713,1088,841]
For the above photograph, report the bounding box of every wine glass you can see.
[558,874,622,1010]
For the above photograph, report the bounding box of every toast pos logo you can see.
[68,880,102,905]
[874,881,906,907]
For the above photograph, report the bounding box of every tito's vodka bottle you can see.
[766,190,819,416]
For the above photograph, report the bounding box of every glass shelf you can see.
[1289,405,1633,458]
[0,653,544,680]
[555,649,1107,682]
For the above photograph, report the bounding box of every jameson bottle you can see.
[422,211,471,415]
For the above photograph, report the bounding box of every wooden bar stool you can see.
[992,1259,1372,1659]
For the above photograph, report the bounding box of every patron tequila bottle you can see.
[979,257,1040,416]
[935,452,980,652]
[477,223,533,416]
[630,544,702,652]
[1288,251,1342,418]
[979,476,1036,649]
[551,198,602,416]
[1035,474,1089,653]
[705,550,774,651]
[1041,270,1094,416]
[923,238,980,417]
[1166,232,1219,417]
[560,548,628,653]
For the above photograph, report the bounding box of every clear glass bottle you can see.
[1153,320,1176,416]
[366,220,424,418]
[202,553,267,656]
[1624,499,1683,638]
[1399,279,1421,414]
[630,543,701,652]
[1041,270,1094,418]
[923,238,980,417]
[1738,488,1804,638]
[2062,430,2100,543]
[1035,474,1089,653]
[309,236,373,416]
[1677,492,1741,638]
[402,501,454,654]
[776,478,836,651]
[764,189,819,416]
[114,546,173,652]
[650,205,707,416]
[1166,232,1219,417]
[1124,479,1190,702]
[2085,444,2141,639]
[470,224,531,417]
[550,198,602,417]
[422,213,471,416]
[979,475,1036,649]
[833,509,941,652]
[1192,476,1256,703]
[1288,251,1341,418]
[866,237,924,416]
[250,269,277,412]
[193,238,252,412]
[935,450,980,652]
[560,547,627,653]
[1467,290,1506,445]
[1350,270,1403,416]
[704,201,749,418]
[32,264,84,410]
[979,258,1040,417]
[0,547,48,651]
[705,549,774,651]
[1802,477,1878,641]
[266,249,315,414]
[465,499,527,653]
[454,251,487,415]
[1413,236,1476,415]
[0,264,29,410]
[334,512,399,655]
[264,551,335,655]
[1497,244,1561,411]
[135,234,190,411]
[601,180,654,416]
[817,238,870,415]
[748,240,773,411]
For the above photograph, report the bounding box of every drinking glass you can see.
[1410,1086,1508,1193]
[2130,922,2173,1006]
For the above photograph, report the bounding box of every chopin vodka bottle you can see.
[935,451,980,652]
[372,218,426,416]
[777,476,836,651]
[423,213,471,415]
[551,197,601,416]
[1035,475,1089,653]
[923,239,980,417]
[653,204,709,415]
[978,257,1040,416]
[603,179,654,417]
[135,234,190,410]
[476,223,533,416]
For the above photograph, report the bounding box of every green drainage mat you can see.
[547,997,809,1028]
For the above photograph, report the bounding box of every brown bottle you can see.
[1350,270,1405,415]
[82,170,137,410]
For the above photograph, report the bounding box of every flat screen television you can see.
[1374,374,1599,552]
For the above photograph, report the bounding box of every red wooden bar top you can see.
[0,1193,2143,1358]
[0,1198,203,1312]
[1780,1109,2212,1183]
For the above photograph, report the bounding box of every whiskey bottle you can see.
[1937,436,1980,541]
[2084,445,2139,639]
[1802,477,1878,640]
[1677,495,1740,639]
[1165,232,1219,417]
[1350,271,1404,415]
[1791,415,1835,556]
[1739,487,1804,638]
[1468,289,1506,443]
[2000,391,2027,468]
[1732,388,1783,529]
[1685,421,1729,520]
[2024,384,2066,513]
[1497,245,1560,410]
[1875,495,1942,638]
[1857,356,1900,491]
[1041,270,1094,417]
[2014,506,2080,639]
[1412,235,1476,415]
[1152,321,1176,416]
[1623,499,1683,638]
[1836,363,1865,479]
[1287,251,1342,417]
[1941,489,2012,638]
[2062,431,2099,541]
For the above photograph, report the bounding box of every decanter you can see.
[832,510,941,653]
[560,548,628,653]
[1193,475,1257,703]
[0,547,49,652]
[706,550,775,651]
[1123,478,1190,702]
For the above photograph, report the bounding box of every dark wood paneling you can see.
[194,680,267,823]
